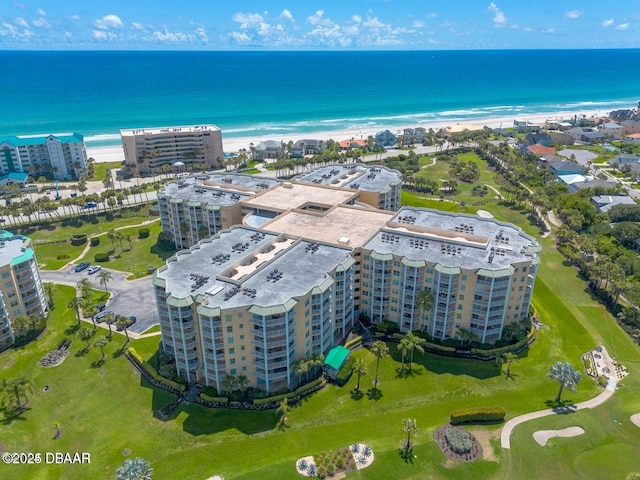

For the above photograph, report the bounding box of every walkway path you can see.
[500,375,617,449]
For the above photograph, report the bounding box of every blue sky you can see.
[0,1,637,50]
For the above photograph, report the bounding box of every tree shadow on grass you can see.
[74,348,89,358]
[366,387,383,401]
[545,399,578,413]
[398,447,415,464]
[350,389,364,400]
[90,358,105,369]
[65,324,80,336]
[396,367,423,379]
[0,407,30,426]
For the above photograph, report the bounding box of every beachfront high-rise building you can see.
[0,231,48,350]
[120,125,224,176]
[0,133,87,181]
[157,165,402,250]
[154,169,541,391]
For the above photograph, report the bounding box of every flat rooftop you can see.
[362,207,539,270]
[120,125,220,136]
[241,182,357,213]
[155,227,351,308]
[295,164,401,192]
[262,204,392,247]
[0,232,35,267]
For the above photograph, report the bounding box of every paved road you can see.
[500,375,617,449]
[40,266,157,334]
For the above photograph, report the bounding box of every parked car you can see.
[74,262,90,272]
[128,316,137,324]
[95,310,114,323]
[83,201,97,209]
[95,303,106,312]
[87,265,101,275]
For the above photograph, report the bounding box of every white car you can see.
[87,266,101,275]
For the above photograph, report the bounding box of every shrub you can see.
[376,320,400,335]
[70,234,87,246]
[444,427,472,454]
[335,356,356,386]
[450,406,506,425]
[94,253,110,262]
[56,254,70,260]
[344,335,363,349]
[200,392,228,404]
[201,386,218,397]
[157,231,175,251]
[90,237,100,246]
[126,347,185,392]
[138,228,150,239]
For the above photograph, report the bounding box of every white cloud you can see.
[232,12,264,28]
[565,10,583,19]
[488,3,506,27]
[195,27,208,42]
[68,14,80,20]
[363,17,389,30]
[131,22,145,31]
[307,10,331,27]
[32,17,50,28]
[37,8,46,16]
[92,30,117,40]
[542,28,554,33]
[94,14,124,30]
[412,20,425,28]
[151,29,190,43]
[228,31,252,45]
[427,12,437,19]
[15,17,28,28]
[616,23,629,30]
[280,9,294,22]
[351,15,361,24]
[602,19,614,27]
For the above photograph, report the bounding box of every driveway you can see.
[39,266,157,334]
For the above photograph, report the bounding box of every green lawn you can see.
[84,220,174,277]
[91,161,123,181]
[24,212,157,270]
[2,172,640,478]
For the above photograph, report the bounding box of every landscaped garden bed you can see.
[433,424,482,462]
[296,442,374,478]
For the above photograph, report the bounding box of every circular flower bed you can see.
[434,424,482,462]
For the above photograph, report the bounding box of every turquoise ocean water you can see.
[1,49,638,148]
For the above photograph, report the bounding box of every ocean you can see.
[1,49,638,148]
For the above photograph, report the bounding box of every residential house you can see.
[623,133,640,145]
[621,120,640,137]
[568,179,618,193]
[608,154,640,171]
[591,195,636,213]
[525,133,552,146]
[548,161,583,177]
[338,139,367,151]
[566,127,605,144]
[414,127,426,144]
[252,140,284,161]
[292,139,323,158]
[527,144,556,156]
[375,130,396,147]
[549,133,575,146]
[599,122,622,140]
[513,120,541,133]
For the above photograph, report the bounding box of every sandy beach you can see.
[85,108,616,164]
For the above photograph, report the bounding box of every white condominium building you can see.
[0,133,87,181]
[121,125,224,175]
[0,231,48,350]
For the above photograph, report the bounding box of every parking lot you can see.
[39,266,157,334]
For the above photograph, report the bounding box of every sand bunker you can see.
[476,210,493,218]
[533,426,585,446]
[631,414,640,428]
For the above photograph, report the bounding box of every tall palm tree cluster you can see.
[0,377,35,413]
[220,374,250,398]
[397,332,428,374]
[292,353,325,386]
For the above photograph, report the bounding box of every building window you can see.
[227,337,234,344]
[240,335,244,340]
[240,345,245,351]
[230,358,236,365]
[1,272,9,279]
[226,326,233,333]
[230,369,237,375]
[228,347,235,354]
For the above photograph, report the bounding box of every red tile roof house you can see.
[527,144,556,156]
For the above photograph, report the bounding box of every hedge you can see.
[70,234,87,246]
[450,406,506,425]
[94,253,110,262]
[253,377,324,405]
[426,343,457,353]
[344,335,363,349]
[90,237,100,246]
[335,356,356,386]
[470,327,535,356]
[200,392,228,403]
[138,228,150,239]
[126,347,186,392]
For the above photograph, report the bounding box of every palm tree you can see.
[93,335,109,360]
[221,374,237,396]
[103,312,116,337]
[415,290,434,330]
[502,352,518,379]
[116,457,153,480]
[77,326,94,349]
[457,327,473,348]
[236,374,249,397]
[76,278,92,299]
[547,361,582,403]
[43,282,56,307]
[403,332,427,371]
[276,397,290,426]
[398,338,410,374]
[67,296,86,326]
[97,270,113,293]
[370,341,389,388]
[401,418,418,449]
[1,377,35,411]
[293,358,310,386]
[116,316,132,343]
[353,358,368,392]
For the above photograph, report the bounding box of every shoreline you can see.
[85,107,624,164]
